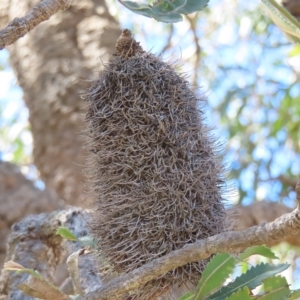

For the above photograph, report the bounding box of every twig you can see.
[83,181,300,300]
[159,24,174,56]
[67,250,84,296]
[186,14,201,88]
[0,0,71,50]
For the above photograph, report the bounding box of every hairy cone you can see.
[85,29,227,299]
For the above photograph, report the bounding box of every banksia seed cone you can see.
[85,29,227,299]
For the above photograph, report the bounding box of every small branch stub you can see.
[115,29,143,57]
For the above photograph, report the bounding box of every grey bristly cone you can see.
[84,29,228,299]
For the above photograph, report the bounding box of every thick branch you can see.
[0,208,103,299]
[83,182,300,300]
[0,0,70,50]
[5,0,119,206]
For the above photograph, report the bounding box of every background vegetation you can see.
[0,0,299,296]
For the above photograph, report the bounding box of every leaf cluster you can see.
[180,245,300,300]
[117,0,208,23]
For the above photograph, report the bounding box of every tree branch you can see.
[0,0,70,50]
[83,181,300,300]
[158,24,174,56]
[186,14,201,88]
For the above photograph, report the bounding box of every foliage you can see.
[262,0,300,43]
[118,0,300,44]
[5,245,299,300]
[195,0,300,205]
[56,226,98,248]
[117,0,208,23]
[56,227,78,241]
[4,261,72,300]
[180,245,300,300]
[3,228,93,299]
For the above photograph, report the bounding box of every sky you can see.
[1,0,300,201]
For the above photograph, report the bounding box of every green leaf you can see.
[176,0,208,14]
[152,0,183,14]
[78,236,98,248]
[12,137,25,163]
[241,262,249,274]
[225,287,252,300]
[289,289,300,299]
[207,263,289,300]
[195,253,235,299]
[117,0,209,23]
[289,44,300,56]
[262,0,300,43]
[179,292,195,300]
[239,245,278,261]
[119,0,182,22]
[69,295,82,300]
[263,275,289,292]
[56,227,78,241]
[257,276,290,300]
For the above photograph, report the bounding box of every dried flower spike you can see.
[85,29,228,299]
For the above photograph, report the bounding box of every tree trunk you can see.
[1,0,120,206]
[0,160,63,269]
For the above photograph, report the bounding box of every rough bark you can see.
[233,201,300,245]
[1,0,119,206]
[0,208,103,300]
[1,183,299,300]
[0,160,63,269]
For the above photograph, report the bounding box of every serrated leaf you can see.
[179,291,195,300]
[239,245,278,261]
[56,227,78,241]
[256,276,290,300]
[262,0,300,43]
[195,253,235,299]
[263,276,289,292]
[207,263,289,300]
[117,0,209,23]
[289,289,300,299]
[225,287,252,300]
